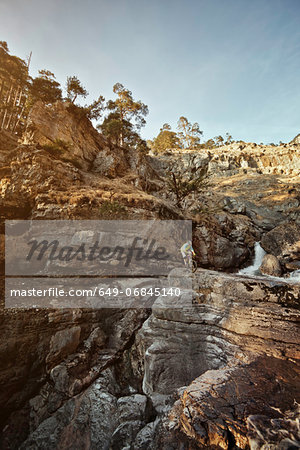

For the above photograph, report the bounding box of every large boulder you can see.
[261,223,300,271]
[193,213,258,270]
[259,254,282,277]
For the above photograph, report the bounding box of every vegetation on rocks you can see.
[0,39,300,450]
[165,153,209,208]
[0,42,147,151]
[98,200,129,219]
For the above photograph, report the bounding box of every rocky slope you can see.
[0,101,173,222]
[0,102,299,449]
[151,143,299,272]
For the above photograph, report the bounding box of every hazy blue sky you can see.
[1,0,300,143]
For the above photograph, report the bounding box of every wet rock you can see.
[260,254,282,277]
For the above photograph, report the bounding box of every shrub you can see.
[41,139,82,169]
[98,200,128,219]
[42,138,71,155]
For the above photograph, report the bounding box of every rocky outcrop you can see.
[193,212,258,270]
[206,142,300,177]
[3,268,299,449]
[154,144,300,232]
[21,101,160,186]
[22,101,106,169]
[163,357,300,449]
[137,270,300,399]
[0,147,177,221]
[261,223,300,274]
[290,133,300,145]
[153,142,300,177]
[136,270,300,449]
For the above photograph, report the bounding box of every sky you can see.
[1,0,300,143]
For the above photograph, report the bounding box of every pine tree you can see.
[66,76,88,104]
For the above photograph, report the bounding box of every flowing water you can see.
[238,242,300,284]
[239,242,266,276]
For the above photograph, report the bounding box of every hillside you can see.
[0,102,299,449]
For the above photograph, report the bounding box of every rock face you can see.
[154,145,300,232]
[261,223,300,259]
[136,270,300,449]
[164,357,300,449]
[137,270,300,398]
[22,101,160,185]
[0,147,175,222]
[22,101,107,169]
[1,104,300,449]
[2,268,299,449]
[0,308,150,449]
[17,371,155,450]
[193,212,258,270]
[153,141,300,179]
[260,253,282,276]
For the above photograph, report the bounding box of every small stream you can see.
[238,242,300,283]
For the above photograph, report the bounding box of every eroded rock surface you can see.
[162,357,300,449]
[193,212,258,270]
[137,270,300,398]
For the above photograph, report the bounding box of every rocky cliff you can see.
[0,103,299,449]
